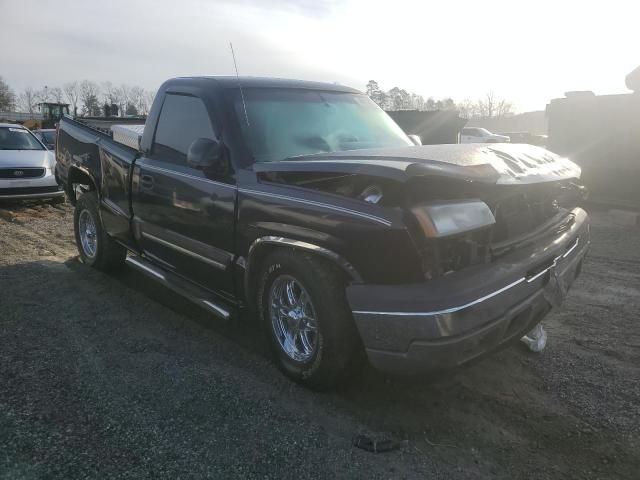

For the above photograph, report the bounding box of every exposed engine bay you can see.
[256,143,586,279]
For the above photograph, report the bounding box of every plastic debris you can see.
[353,435,400,453]
[521,323,548,352]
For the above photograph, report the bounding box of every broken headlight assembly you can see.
[411,200,495,279]
[411,199,496,238]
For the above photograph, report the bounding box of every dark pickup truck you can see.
[56,76,589,389]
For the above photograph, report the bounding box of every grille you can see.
[0,168,46,179]
[0,185,61,196]
[492,191,558,243]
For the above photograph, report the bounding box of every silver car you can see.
[0,123,64,202]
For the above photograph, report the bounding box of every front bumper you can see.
[347,208,590,375]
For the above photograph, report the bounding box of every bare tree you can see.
[495,99,513,117]
[0,76,16,111]
[63,81,81,116]
[477,90,513,118]
[477,90,496,118]
[129,85,146,115]
[457,98,478,119]
[80,80,101,116]
[49,87,64,103]
[18,87,38,114]
[115,84,132,116]
[36,86,52,103]
[143,90,155,114]
[101,81,118,105]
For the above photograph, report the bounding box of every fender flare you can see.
[66,165,100,202]
[244,236,363,303]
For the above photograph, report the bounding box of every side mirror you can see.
[408,134,422,146]
[187,138,229,176]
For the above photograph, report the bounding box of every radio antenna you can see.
[230,42,250,126]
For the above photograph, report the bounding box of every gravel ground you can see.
[0,200,638,479]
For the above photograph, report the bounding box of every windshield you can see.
[41,131,56,143]
[235,88,412,163]
[0,127,44,151]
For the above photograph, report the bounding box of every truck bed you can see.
[70,116,146,136]
[56,115,141,248]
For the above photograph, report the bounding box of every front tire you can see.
[74,191,126,271]
[258,250,364,390]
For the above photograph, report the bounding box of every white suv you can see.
[0,124,64,202]
[460,127,510,144]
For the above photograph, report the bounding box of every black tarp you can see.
[386,110,466,145]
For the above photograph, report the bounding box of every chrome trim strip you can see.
[126,256,165,280]
[526,266,551,283]
[143,251,175,270]
[101,198,127,217]
[353,277,527,317]
[239,188,392,226]
[126,256,231,320]
[140,164,236,189]
[249,236,363,283]
[202,300,231,319]
[141,231,227,270]
[526,238,580,284]
[563,237,579,258]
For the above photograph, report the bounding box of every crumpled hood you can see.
[0,149,55,169]
[253,143,581,185]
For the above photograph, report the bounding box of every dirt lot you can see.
[0,200,638,479]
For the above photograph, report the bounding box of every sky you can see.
[1,0,638,112]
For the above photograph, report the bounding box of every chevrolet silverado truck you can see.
[56,76,589,389]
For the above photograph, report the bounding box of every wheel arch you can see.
[66,166,99,205]
[244,236,363,308]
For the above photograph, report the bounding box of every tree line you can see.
[366,80,513,118]
[0,76,155,117]
[1,75,513,120]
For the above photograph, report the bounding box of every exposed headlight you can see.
[412,200,495,238]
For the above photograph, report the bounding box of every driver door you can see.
[131,93,236,297]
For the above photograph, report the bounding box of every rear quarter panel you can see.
[57,118,139,245]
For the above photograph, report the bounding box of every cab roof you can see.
[170,76,361,94]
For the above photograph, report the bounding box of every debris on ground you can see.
[521,323,548,352]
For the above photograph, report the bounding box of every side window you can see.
[151,94,215,165]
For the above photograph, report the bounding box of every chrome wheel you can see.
[269,275,318,362]
[78,209,97,258]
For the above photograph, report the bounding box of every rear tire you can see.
[257,249,364,390]
[74,191,126,271]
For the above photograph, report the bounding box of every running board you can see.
[125,255,232,320]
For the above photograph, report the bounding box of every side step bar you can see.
[125,255,232,320]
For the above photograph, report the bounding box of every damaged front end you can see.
[254,143,586,283]
[404,175,586,280]
[253,143,590,374]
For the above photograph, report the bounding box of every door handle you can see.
[140,174,155,189]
